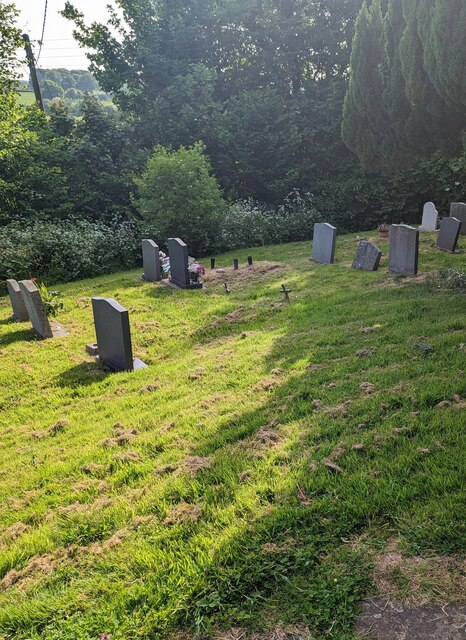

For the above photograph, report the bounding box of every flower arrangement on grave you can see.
[188,262,205,283]
[33,279,65,317]
[160,251,170,275]
[377,222,390,238]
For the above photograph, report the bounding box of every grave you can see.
[18,280,53,338]
[352,240,382,271]
[436,217,461,253]
[450,202,466,235]
[6,279,29,321]
[91,297,147,372]
[388,224,419,275]
[419,202,438,231]
[142,239,162,282]
[311,223,336,264]
[167,238,203,289]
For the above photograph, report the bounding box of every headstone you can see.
[311,223,337,264]
[211,258,215,270]
[352,240,382,271]
[419,202,438,232]
[6,279,29,321]
[233,259,239,270]
[142,239,162,282]
[247,256,253,266]
[167,238,202,289]
[450,203,466,235]
[91,297,147,371]
[18,280,53,338]
[436,217,461,253]
[388,224,419,275]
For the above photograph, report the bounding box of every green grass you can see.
[16,90,36,106]
[0,233,465,640]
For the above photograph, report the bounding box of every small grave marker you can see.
[18,280,53,338]
[91,297,147,372]
[311,223,336,264]
[211,258,216,269]
[167,238,203,289]
[280,284,291,301]
[142,239,162,282]
[419,202,439,232]
[224,283,231,294]
[436,217,461,253]
[6,279,29,321]
[352,240,382,271]
[388,224,419,275]
[233,258,239,270]
[450,202,466,235]
[247,256,253,266]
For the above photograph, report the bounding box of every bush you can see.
[0,218,141,288]
[219,190,320,251]
[135,142,226,256]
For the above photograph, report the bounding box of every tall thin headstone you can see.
[18,280,53,338]
[450,203,466,235]
[388,224,419,276]
[167,238,202,289]
[142,239,162,282]
[311,223,336,264]
[6,279,29,321]
[436,217,461,253]
[91,297,147,372]
[352,241,382,271]
[419,202,438,232]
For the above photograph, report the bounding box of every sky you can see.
[15,0,116,74]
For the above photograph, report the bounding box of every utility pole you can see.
[22,34,44,111]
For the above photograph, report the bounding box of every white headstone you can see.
[419,202,438,232]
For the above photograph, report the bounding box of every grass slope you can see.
[0,234,465,640]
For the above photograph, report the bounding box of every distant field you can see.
[16,90,36,106]
[0,234,465,639]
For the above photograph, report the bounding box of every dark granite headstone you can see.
[91,297,147,372]
[233,258,239,270]
[450,202,466,235]
[211,258,215,270]
[436,217,461,253]
[247,256,253,266]
[167,238,202,289]
[311,223,336,264]
[142,239,162,282]
[352,240,382,271]
[6,279,29,321]
[388,224,419,275]
[419,202,438,231]
[18,280,53,338]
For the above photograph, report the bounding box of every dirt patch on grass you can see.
[164,502,202,526]
[213,624,313,640]
[203,261,286,285]
[181,456,212,476]
[0,546,75,591]
[1,522,30,542]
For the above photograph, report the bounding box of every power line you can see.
[36,0,48,65]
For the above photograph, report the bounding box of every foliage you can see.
[429,268,466,292]
[136,143,226,256]
[0,2,22,94]
[343,0,466,172]
[0,218,141,286]
[36,281,65,317]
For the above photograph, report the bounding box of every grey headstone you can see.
[436,217,461,253]
[419,202,438,232]
[450,203,466,235]
[6,279,29,321]
[18,280,53,338]
[388,224,419,275]
[167,238,202,289]
[91,297,147,372]
[142,239,162,282]
[352,241,382,271]
[311,223,337,264]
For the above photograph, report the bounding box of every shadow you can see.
[55,362,111,388]
[0,315,18,325]
[0,328,38,346]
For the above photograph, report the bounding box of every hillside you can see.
[0,234,465,640]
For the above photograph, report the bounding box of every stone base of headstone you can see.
[96,355,148,372]
[50,321,68,337]
[86,342,99,356]
[161,278,204,289]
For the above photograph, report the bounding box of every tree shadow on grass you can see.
[55,362,111,388]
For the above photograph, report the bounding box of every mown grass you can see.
[0,232,465,640]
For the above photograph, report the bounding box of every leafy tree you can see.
[135,142,226,255]
[0,2,22,93]
[43,79,64,99]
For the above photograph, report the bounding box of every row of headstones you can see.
[313,214,463,275]
[420,202,466,234]
[142,237,202,289]
[6,279,55,338]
